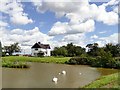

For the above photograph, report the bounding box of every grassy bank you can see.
[2,56,70,64]
[2,56,70,68]
[83,72,119,88]
[2,60,30,68]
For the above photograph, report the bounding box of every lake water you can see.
[2,63,118,88]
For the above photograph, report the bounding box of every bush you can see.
[66,56,120,69]
[65,57,93,65]
[108,58,120,69]
[2,60,30,68]
[37,51,44,57]
[2,52,6,57]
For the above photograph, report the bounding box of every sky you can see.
[0,0,119,54]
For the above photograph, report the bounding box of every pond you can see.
[2,63,118,88]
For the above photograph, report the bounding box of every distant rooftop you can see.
[31,42,50,49]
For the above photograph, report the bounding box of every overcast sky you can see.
[0,0,119,54]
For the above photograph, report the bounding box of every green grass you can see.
[83,72,119,88]
[2,56,70,68]
[2,60,30,68]
[2,56,70,63]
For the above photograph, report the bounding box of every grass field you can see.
[83,72,120,88]
[2,56,70,64]
[2,56,70,68]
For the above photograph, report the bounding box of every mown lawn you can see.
[83,72,120,88]
[2,56,70,64]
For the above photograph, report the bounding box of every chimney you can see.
[38,42,41,44]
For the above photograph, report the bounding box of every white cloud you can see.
[62,34,84,42]
[11,29,24,35]
[99,31,107,34]
[70,19,95,33]
[99,33,118,44]
[48,19,95,36]
[0,27,53,50]
[0,28,13,46]
[32,1,83,17]
[46,33,87,49]
[96,5,118,25]
[0,0,10,13]
[103,0,119,6]
[31,0,119,37]
[62,34,86,47]
[32,0,119,26]
[48,22,69,36]
[0,0,119,53]
[90,35,98,39]
[10,13,33,25]
[0,21,8,27]
[0,1,33,25]
[0,27,87,52]
[92,33,119,47]
[113,5,120,14]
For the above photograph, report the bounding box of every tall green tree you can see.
[115,43,120,57]
[104,43,120,57]
[66,43,75,56]
[86,43,99,56]
[52,47,68,56]
[52,43,85,57]
[3,42,21,56]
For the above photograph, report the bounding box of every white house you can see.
[31,42,51,56]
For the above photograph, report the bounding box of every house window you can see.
[35,48,38,50]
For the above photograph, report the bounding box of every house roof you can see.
[31,42,50,49]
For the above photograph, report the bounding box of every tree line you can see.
[1,42,120,58]
[52,43,120,57]
[1,42,120,68]
[58,43,120,69]
[51,43,85,57]
[2,42,21,56]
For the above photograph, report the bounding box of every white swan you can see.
[61,70,66,75]
[79,73,82,75]
[52,77,58,83]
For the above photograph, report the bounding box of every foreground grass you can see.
[83,72,119,88]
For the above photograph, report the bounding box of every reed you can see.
[2,60,30,68]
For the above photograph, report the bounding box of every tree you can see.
[3,42,21,56]
[66,43,75,56]
[104,43,120,57]
[51,47,68,56]
[52,43,85,57]
[59,47,68,56]
[73,46,85,56]
[51,47,59,56]
[115,43,120,57]
[86,43,99,56]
